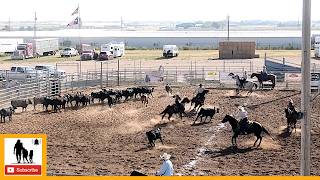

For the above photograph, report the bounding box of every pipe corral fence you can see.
[0,57,318,108]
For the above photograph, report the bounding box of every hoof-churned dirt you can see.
[1,86,319,176]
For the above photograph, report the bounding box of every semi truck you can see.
[11,38,59,60]
[0,38,23,54]
[11,43,34,60]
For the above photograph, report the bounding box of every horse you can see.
[190,90,209,111]
[228,73,258,96]
[221,115,272,147]
[284,108,303,133]
[250,72,276,89]
[160,97,190,121]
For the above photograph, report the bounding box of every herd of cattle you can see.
[0,87,154,123]
[1,84,279,149]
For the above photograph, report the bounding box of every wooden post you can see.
[301,0,311,176]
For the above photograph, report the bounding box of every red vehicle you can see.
[98,51,114,61]
[11,43,34,60]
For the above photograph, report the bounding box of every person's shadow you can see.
[209,146,255,158]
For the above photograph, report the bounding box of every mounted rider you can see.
[261,66,268,81]
[237,106,249,135]
[287,98,296,114]
[194,84,205,99]
[239,71,247,89]
[173,94,182,112]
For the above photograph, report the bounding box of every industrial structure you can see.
[219,41,256,59]
[0,30,319,49]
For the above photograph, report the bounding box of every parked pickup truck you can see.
[35,65,66,78]
[0,66,45,81]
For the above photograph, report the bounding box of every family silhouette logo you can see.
[4,137,44,176]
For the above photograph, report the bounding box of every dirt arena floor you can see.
[0,85,320,176]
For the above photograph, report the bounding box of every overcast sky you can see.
[1,0,319,22]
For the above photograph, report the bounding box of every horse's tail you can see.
[160,105,169,115]
[160,109,166,115]
[262,126,275,141]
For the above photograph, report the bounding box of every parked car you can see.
[98,51,114,61]
[35,65,66,78]
[81,50,98,61]
[60,47,78,57]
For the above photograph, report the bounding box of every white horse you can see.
[228,73,258,96]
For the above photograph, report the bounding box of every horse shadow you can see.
[154,122,169,128]
[278,127,292,138]
[158,94,167,98]
[209,146,255,158]
[155,57,173,60]
[134,146,153,152]
[229,95,248,99]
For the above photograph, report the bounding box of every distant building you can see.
[0,30,319,49]
[219,42,256,59]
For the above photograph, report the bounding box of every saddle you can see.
[237,120,253,134]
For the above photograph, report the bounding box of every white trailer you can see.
[101,42,125,58]
[32,38,59,56]
[0,38,23,54]
[163,45,179,58]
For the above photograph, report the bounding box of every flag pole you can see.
[78,3,82,75]
[34,11,37,39]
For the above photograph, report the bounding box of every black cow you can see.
[64,93,76,107]
[193,107,219,125]
[130,171,147,176]
[42,97,54,111]
[52,96,67,112]
[91,91,106,103]
[0,107,15,123]
[146,128,163,147]
[80,95,91,106]
[106,95,115,108]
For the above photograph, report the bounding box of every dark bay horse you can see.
[250,73,276,89]
[190,90,209,111]
[221,115,272,147]
[285,108,303,133]
[160,97,190,121]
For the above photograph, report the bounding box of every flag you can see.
[67,17,79,26]
[71,7,79,16]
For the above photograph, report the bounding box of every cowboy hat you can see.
[160,153,171,160]
[238,106,245,111]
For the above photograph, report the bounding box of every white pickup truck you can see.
[0,66,45,81]
[35,65,66,78]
